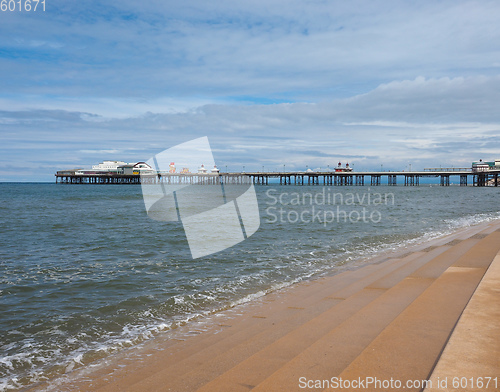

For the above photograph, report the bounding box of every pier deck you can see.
[55,169,500,187]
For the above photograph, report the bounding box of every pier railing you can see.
[423,168,471,172]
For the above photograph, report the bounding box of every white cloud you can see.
[2,0,500,100]
[2,73,499,180]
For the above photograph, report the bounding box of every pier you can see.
[55,169,500,187]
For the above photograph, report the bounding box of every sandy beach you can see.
[32,219,500,392]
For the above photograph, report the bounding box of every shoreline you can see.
[27,217,500,392]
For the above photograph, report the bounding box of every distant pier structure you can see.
[56,167,499,187]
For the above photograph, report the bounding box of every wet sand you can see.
[33,220,500,392]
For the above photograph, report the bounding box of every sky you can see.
[1,0,500,181]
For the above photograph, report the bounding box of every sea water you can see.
[1,182,499,390]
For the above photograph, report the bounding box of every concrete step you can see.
[424,251,500,392]
[118,255,424,392]
[251,278,434,392]
[247,235,499,392]
[91,258,389,391]
[369,238,478,288]
[91,228,500,392]
[193,235,496,392]
[93,255,410,391]
[202,246,469,391]
[335,267,486,392]
[192,249,451,392]
[332,231,500,392]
